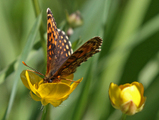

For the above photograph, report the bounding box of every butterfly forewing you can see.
[46,8,73,79]
[54,37,102,77]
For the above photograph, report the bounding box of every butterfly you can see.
[23,8,102,83]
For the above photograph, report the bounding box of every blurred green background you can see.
[0,0,159,120]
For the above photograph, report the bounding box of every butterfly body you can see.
[44,8,102,83]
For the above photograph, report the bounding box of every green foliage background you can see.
[0,0,159,120]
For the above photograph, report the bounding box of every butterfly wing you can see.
[54,37,102,77]
[46,8,73,78]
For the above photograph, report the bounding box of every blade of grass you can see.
[98,14,159,75]
[3,13,42,120]
[32,0,46,63]
[0,60,16,84]
[111,0,151,50]
[114,14,159,53]
[71,61,93,120]
[99,0,151,84]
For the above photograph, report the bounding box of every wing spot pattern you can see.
[66,36,68,40]
[62,31,65,35]
[49,45,51,49]
[68,51,71,56]
[68,41,72,47]
[66,44,69,49]
[71,49,73,54]
[64,39,67,43]
[57,29,60,32]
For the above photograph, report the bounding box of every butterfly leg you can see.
[61,77,80,83]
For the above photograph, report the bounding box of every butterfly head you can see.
[43,77,55,83]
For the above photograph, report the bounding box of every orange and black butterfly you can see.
[23,8,102,83]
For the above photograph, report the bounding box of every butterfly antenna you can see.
[22,61,45,76]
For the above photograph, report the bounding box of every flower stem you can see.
[121,113,127,120]
[41,105,50,120]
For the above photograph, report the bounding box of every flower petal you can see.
[20,70,30,89]
[120,85,141,107]
[49,100,62,107]
[30,91,41,101]
[131,82,146,110]
[23,71,42,99]
[45,98,64,107]
[69,77,83,94]
[20,70,42,90]
[109,83,122,109]
[38,82,71,99]
[30,87,65,107]
[119,83,131,90]
[132,82,144,95]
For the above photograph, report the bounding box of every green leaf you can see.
[3,13,42,120]
[0,60,16,84]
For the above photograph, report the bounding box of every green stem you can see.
[121,113,127,120]
[41,105,50,120]
[32,0,47,63]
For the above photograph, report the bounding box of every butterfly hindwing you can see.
[54,37,102,77]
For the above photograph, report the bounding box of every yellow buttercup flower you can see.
[20,70,82,107]
[109,82,146,115]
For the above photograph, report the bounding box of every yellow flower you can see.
[109,82,146,115]
[20,70,82,107]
